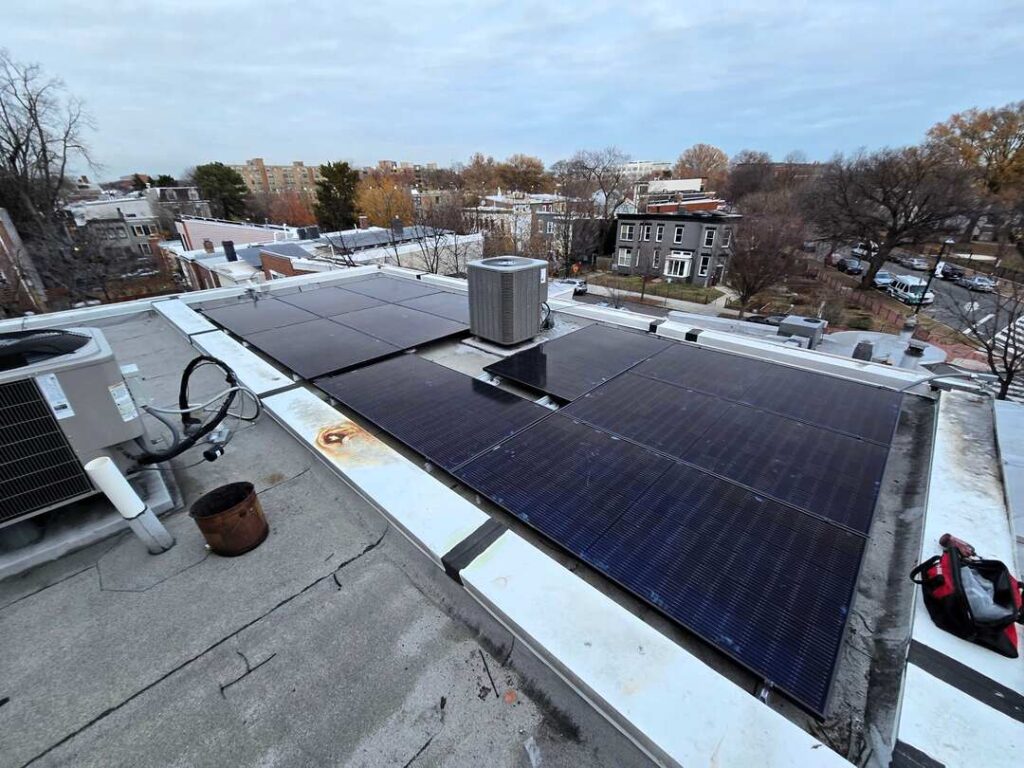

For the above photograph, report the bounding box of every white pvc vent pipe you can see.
[84,457,175,554]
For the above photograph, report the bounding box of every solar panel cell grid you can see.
[242,318,399,379]
[483,324,674,401]
[331,304,468,348]
[278,286,386,316]
[316,355,547,470]
[201,298,318,335]
[582,461,865,714]
[397,292,470,324]
[344,276,441,302]
[453,415,673,552]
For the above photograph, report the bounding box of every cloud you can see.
[5,0,1023,176]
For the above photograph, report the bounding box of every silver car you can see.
[956,275,996,292]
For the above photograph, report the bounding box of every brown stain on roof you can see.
[316,422,396,467]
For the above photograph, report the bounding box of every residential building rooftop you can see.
[0,267,1020,767]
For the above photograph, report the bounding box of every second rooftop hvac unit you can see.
[0,327,145,528]
[468,256,548,345]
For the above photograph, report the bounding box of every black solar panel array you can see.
[199,278,470,379]
[483,323,673,401]
[317,355,547,471]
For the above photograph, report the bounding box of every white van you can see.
[888,274,934,305]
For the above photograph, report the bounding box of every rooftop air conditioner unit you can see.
[0,327,145,528]
[468,256,548,345]
[778,315,828,350]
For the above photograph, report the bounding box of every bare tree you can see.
[728,191,806,317]
[802,147,971,288]
[549,158,600,277]
[949,276,1024,399]
[0,49,94,310]
[674,143,728,190]
[413,192,471,275]
[574,147,630,220]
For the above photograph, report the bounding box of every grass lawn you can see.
[589,273,723,304]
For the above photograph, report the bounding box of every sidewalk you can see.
[586,283,733,317]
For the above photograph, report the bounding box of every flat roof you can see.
[1,266,1018,766]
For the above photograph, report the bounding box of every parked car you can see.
[837,257,864,275]
[906,257,931,271]
[744,314,787,326]
[851,241,878,258]
[956,275,996,293]
[557,278,588,295]
[872,270,894,289]
[888,275,935,305]
[940,263,965,281]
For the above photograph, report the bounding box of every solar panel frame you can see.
[316,355,549,471]
[483,324,674,401]
[633,343,902,444]
[453,414,673,552]
[580,461,866,716]
[565,372,890,534]
[241,318,400,379]
[343,275,441,302]
[277,286,386,317]
[201,298,319,335]
[331,304,468,349]
[397,291,470,323]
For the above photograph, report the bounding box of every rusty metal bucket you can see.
[189,482,268,556]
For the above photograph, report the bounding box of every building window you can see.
[699,255,711,276]
[652,249,661,269]
[673,225,684,244]
[666,250,692,278]
[131,224,154,237]
[641,224,651,241]
[617,247,633,267]
[116,227,128,239]
[138,244,150,257]
[546,221,555,234]
[655,224,664,242]
[722,228,732,247]
[620,223,634,241]
[703,228,717,248]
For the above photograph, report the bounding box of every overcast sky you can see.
[6,1,1023,179]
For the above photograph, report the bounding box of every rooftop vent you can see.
[778,315,827,350]
[467,257,548,345]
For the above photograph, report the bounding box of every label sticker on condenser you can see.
[35,373,75,420]
[540,267,547,283]
[109,382,139,422]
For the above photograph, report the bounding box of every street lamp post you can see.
[915,237,956,315]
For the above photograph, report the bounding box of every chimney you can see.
[202,238,215,254]
[358,215,369,229]
[223,240,237,262]
[391,216,403,236]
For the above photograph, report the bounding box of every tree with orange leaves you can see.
[268,191,316,226]
[356,172,414,227]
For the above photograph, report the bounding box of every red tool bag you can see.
[910,538,1024,657]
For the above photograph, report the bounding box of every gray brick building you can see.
[612,211,739,287]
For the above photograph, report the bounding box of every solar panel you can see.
[562,373,737,458]
[242,318,399,379]
[398,292,470,323]
[633,343,902,443]
[564,372,888,533]
[581,462,865,716]
[454,415,673,551]
[332,304,468,348]
[316,355,547,470]
[681,405,889,533]
[344,275,440,302]
[483,324,673,401]
[278,286,386,317]
[202,298,318,335]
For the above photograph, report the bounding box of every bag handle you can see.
[910,555,941,584]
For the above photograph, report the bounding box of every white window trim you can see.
[617,247,633,267]
[652,249,661,269]
[641,224,651,241]
[620,224,635,241]
[666,250,693,278]
[673,225,684,244]
[698,255,711,276]
[655,224,664,242]
[722,228,732,248]
[703,227,717,248]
